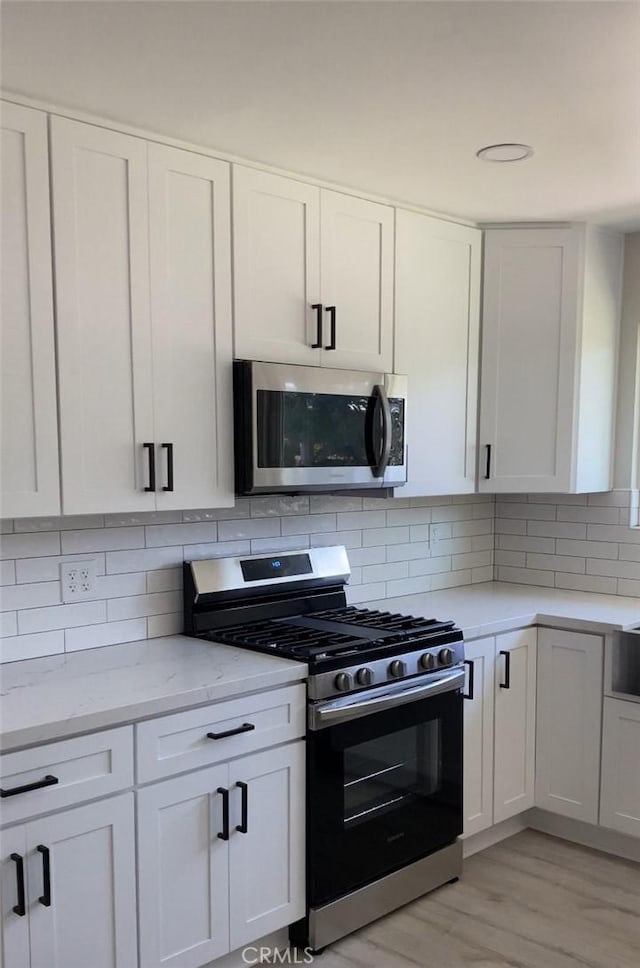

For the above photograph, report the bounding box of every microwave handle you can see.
[371,384,392,478]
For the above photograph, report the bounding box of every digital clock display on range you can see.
[240,553,313,582]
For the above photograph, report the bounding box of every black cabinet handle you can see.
[1,774,59,798]
[325,306,336,350]
[37,845,51,907]
[206,722,255,741]
[236,781,248,834]
[161,443,174,492]
[463,660,475,701]
[499,650,511,689]
[485,444,492,480]
[217,787,230,841]
[311,303,323,348]
[10,854,26,917]
[143,442,156,492]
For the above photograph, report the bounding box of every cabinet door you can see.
[479,228,580,493]
[536,629,603,823]
[137,765,230,968]
[228,742,305,950]
[1,102,60,518]
[462,636,495,837]
[233,166,321,365]
[27,794,137,968]
[51,117,156,513]
[320,190,394,371]
[494,628,537,823]
[0,825,30,968]
[600,698,640,837]
[148,144,234,510]
[395,211,480,495]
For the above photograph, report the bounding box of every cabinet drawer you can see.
[0,726,134,825]
[136,684,306,783]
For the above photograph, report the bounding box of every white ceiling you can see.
[2,1,640,228]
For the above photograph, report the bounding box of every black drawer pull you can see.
[236,781,249,834]
[161,442,174,492]
[1,774,59,798]
[143,442,156,492]
[206,723,255,741]
[325,306,337,350]
[10,853,26,916]
[311,303,323,348]
[37,845,51,907]
[217,787,230,841]
[499,650,511,689]
[463,660,475,701]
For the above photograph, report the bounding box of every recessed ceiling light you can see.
[476,143,534,162]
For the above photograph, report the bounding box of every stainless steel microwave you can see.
[233,361,408,494]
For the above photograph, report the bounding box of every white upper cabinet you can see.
[51,118,233,513]
[51,117,156,514]
[232,166,321,366]
[233,166,393,371]
[320,190,394,371]
[148,143,233,509]
[479,225,623,494]
[1,102,60,518]
[395,211,481,496]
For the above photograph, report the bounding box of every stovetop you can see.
[184,546,464,700]
[201,606,458,665]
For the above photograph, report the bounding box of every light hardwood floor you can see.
[314,831,640,968]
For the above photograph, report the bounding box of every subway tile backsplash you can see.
[0,494,494,662]
[495,491,640,596]
[2,490,639,664]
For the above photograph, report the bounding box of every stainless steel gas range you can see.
[183,545,465,953]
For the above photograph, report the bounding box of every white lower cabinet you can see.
[0,794,137,968]
[599,698,640,837]
[494,628,537,823]
[463,629,537,834]
[462,636,495,837]
[137,763,230,968]
[137,740,305,968]
[535,629,603,823]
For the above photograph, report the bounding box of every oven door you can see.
[307,670,463,907]
[234,360,407,493]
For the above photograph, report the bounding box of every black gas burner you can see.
[204,606,457,666]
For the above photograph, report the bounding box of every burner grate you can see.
[208,618,361,656]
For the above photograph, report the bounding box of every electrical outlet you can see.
[430,524,452,547]
[60,560,97,603]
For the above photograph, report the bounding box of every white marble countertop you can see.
[2,582,639,753]
[0,636,307,752]
[363,582,640,639]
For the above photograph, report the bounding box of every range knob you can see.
[356,667,374,687]
[334,672,353,692]
[420,652,436,671]
[438,648,454,666]
[389,660,407,678]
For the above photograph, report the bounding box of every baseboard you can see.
[462,814,530,857]
[527,808,640,863]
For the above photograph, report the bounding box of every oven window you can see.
[257,390,404,468]
[344,721,441,828]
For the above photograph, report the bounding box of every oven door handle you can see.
[309,667,465,730]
